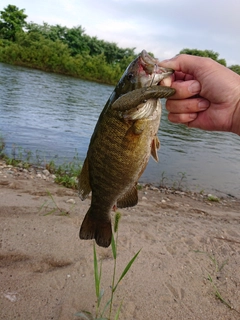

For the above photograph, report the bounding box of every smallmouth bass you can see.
[78,50,175,247]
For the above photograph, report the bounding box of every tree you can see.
[179,48,226,66]
[0,4,27,41]
[229,64,240,75]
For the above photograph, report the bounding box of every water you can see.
[0,62,239,197]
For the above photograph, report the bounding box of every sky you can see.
[1,0,240,66]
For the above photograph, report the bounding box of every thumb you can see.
[160,54,206,77]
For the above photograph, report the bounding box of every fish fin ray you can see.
[151,136,160,162]
[78,157,91,200]
[79,209,112,248]
[117,185,138,208]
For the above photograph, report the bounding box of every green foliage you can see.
[180,48,240,75]
[0,24,135,84]
[229,64,240,75]
[207,194,220,202]
[0,4,27,41]
[25,22,136,63]
[0,133,5,156]
[0,5,136,85]
[45,153,82,189]
[76,212,141,320]
[0,137,82,190]
[180,48,227,66]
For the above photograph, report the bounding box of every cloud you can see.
[1,0,239,65]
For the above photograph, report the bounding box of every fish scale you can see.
[78,50,176,247]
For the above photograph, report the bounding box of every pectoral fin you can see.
[117,185,138,208]
[151,136,160,162]
[78,157,92,200]
[132,120,146,135]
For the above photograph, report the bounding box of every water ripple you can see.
[0,62,239,197]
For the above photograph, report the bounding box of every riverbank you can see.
[0,159,240,319]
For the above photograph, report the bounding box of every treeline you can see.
[0,5,136,84]
[180,48,240,74]
[0,5,239,85]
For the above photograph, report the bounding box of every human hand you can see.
[160,54,240,135]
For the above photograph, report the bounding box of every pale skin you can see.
[160,54,240,135]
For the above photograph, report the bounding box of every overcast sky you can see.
[1,0,239,66]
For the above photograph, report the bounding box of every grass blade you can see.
[38,200,48,213]
[114,300,123,320]
[94,243,100,298]
[75,311,93,319]
[113,249,141,292]
[111,234,117,260]
[43,208,57,216]
[98,288,104,305]
[208,274,233,310]
[100,299,111,318]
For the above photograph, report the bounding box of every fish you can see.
[78,50,175,247]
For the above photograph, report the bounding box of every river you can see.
[0,62,239,197]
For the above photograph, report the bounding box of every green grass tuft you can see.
[76,212,141,320]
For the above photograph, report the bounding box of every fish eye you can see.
[127,72,134,81]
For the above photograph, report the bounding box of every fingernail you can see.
[189,81,201,94]
[198,99,209,110]
[189,113,197,120]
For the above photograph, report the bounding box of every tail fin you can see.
[79,208,112,248]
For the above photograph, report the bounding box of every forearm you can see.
[231,95,240,135]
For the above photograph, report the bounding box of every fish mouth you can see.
[140,50,174,85]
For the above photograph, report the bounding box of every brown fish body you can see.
[78,50,175,247]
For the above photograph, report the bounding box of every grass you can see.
[194,250,239,314]
[0,136,82,189]
[38,190,75,216]
[207,274,234,310]
[159,171,187,191]
[207,194,220,202]
[1,143,32,169]
[0,134,6,156]
[46,154,82,189]
[76,212,141,320]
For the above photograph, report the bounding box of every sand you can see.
[0,160,240,320]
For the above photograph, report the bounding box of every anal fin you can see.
[117,185,138,208]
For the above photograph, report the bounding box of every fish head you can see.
[115,49,174,97]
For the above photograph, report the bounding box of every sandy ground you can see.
[0,160,240,320]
